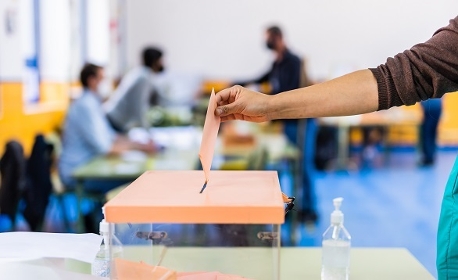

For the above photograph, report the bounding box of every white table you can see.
[0,247,433,279]
[281,247,433,280]
[65,247,434,280]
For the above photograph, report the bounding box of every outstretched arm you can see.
[216,17,458,122]
[215,69,378,122]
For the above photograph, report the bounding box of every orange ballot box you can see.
[104,170,284,280]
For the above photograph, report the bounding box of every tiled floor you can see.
[3,149,455,278]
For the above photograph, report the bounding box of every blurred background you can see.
[1,0,458,278]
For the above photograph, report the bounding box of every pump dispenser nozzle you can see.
[331,197,344,225]
[333,197,343,210]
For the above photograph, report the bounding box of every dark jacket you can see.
[0,141,26,225]
[240,49,302,94]
[23,134,54,231]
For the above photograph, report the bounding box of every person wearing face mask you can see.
[59,63,157,195]
[237,26,302,94]
[236,26,318,224]
[104,47,165,133]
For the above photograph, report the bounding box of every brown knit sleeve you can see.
[371,16,458,110]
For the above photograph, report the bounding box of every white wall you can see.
[109,0,126,78]
[126,0,458,81]
[85,0,110,66]
[0,0,22,81]
[20,0,40,103]
[39,0,71,82]
[69,0,83,82]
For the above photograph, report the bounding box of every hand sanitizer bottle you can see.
[91,209,123,278]
[321,197,351,280]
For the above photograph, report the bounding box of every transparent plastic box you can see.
[104,170,284,280]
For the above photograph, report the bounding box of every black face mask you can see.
[266,40,275,50]
[154,65,164,73]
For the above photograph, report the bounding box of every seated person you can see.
[104,47,165,133]
[58,63,156,194]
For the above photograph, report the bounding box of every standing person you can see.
[104,47,165,133]
[239,26,302,94]
[238,25,318,223]
[214,17,458,279]
[419,98,443,166]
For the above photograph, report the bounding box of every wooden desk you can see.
[73,150,199,181]
[63,247,433,280]
[74,126,203,182]
[72,155,151,181]
[319,107,422,170]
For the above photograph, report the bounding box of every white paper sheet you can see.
[0,232,102,264]
[0,260,104,280]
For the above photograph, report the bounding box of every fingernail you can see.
[215,108,222,116]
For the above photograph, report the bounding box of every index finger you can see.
[215,87,231,105]
[215,85,241,105]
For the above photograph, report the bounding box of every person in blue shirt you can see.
[58,63,156,194]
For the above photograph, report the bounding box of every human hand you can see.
[215,85,271,122]
[129,139,158,154]
[142,140,159,154]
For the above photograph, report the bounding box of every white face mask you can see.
[97,79,112,99]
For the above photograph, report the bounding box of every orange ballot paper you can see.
[114,258,251,280]
[199,89,221,186]
[115,259,177,280]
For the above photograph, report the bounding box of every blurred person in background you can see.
[237,25,318,223]
[419,98,442,167]
[58,63,156,194]
[238,26,302,95]
[104,47,165,133]
[360,126,384,167]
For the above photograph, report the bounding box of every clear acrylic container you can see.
[104,170,284,280]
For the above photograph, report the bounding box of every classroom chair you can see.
[0,141,26,231]
[22,134,54,231]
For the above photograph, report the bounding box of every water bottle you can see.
[321,197,351,280]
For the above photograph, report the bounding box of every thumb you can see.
[215,103,237,117]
